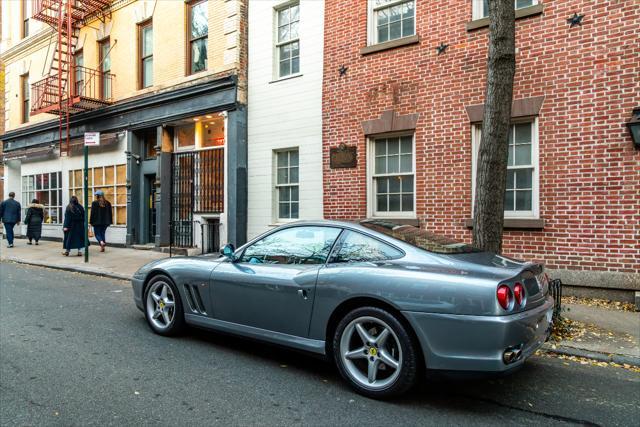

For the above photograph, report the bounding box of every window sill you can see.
[269,73,303,84]
[360,35,420,56]
[464,218,545,229]
[466,4,544,31]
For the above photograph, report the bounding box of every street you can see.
[1,262,639,427]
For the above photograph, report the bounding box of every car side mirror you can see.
[220,243,237,261]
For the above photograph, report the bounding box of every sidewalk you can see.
[543,302,640,366]
[0,238,167,280]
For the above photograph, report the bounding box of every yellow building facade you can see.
[1,0,248,249]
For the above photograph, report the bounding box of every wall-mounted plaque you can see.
[330,143,357,168]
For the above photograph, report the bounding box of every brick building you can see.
[322,1,640,299]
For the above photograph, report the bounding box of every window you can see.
[368,0,415,45]
[175,124,195,150]
[370,135,414,216]
[472,0,538,20]
[472,120,539,218]
[240,226,341,265]
[331,230,403,263]
[21,172,63,224]
[275,3,300,78]
[21,73,29,123]
[98,38,111,100]
[68,165,127,225]
[187,0,208,75]
[21,0,29,38]
[74,50,84,96]
[139,20,153,88]
[275,149,299,220]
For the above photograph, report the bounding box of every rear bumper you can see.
[402,297,554,372]
[132,276,145,311]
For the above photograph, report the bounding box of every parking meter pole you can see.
[84,145,89,263]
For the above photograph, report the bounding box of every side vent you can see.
[183,284,207,315]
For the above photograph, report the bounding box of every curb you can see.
[2,258,132,281]
[542,343,640,367]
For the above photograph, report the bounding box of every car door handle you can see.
[297,289,308,300]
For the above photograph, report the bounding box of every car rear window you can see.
[359,220,481,254]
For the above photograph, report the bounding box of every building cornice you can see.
[0,28,55,64]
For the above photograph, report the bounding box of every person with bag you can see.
[24,199,45,245]
[63,195,85,256]
[89,190,112,252]
[0,192,21,248]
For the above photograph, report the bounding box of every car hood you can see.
[133,255,225,277]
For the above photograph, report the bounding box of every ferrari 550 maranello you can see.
[132,219,554,398]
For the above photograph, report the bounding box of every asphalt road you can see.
[1,262,639,427]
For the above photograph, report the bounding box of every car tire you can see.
[333,306,419,399]
[143,274,186,337]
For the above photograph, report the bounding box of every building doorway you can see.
[143,174,157,244]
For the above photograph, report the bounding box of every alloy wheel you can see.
[146,281,176,330]
[339,316,403,390]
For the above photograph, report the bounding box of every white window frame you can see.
[472,0,539,21]
[366,133,416,219]
[274,148,300,221]
[367,0,416,46]
[471,118,540,219]
[21,172,63,224]
[273,1,301,79]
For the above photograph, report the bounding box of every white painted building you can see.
[247,0,325,239]
[3,136,129,244]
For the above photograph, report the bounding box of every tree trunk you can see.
[472,0,516,253]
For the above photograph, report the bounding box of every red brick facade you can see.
[322,1,640,277]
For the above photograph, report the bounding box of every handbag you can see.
[88,226,95,238]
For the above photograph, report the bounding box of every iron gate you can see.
[170,149,224,248]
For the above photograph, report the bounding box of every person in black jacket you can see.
[0,192,21,248]
[24,199,45,245]
[89,190,113,252]
[63,196,85,256]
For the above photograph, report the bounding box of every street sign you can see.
[84,132,100,146]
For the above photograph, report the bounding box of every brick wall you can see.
[322,1,640,275]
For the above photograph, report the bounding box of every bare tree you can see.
[472,0,516,253]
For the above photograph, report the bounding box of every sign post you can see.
[83,132,100,263]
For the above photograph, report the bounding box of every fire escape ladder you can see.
[30,0,113,156]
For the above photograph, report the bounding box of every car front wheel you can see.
[333,307,419,398]
[144,275,185,336]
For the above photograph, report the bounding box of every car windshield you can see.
[359,220,482,254]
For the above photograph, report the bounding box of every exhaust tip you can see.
[503,345,524,364]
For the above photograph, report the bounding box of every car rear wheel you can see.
[144,275,185,336]
[333,307,418,398]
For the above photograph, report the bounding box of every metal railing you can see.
[169,220,222,257]
[31,67,114,114]
[549,278,563,320]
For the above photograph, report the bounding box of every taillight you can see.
[497,285,512,310]
[514,282,525,306]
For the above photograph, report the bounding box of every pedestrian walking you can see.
[63,196,85,256]
[89,190,113,252]
[0,192,22,248]
[24,199,45,245]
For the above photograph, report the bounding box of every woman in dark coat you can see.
[63,195,86,256]
[89,190,113,252]
[24,199,45,245]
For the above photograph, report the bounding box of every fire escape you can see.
[30,0,114,156]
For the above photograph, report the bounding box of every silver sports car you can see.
[132,219,553,398]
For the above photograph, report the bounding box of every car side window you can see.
[239,226,341,265]
[331,230,403,263]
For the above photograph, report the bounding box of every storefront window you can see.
[176,124,196,150]
[21,172,63,224]
[68,164,128,225]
